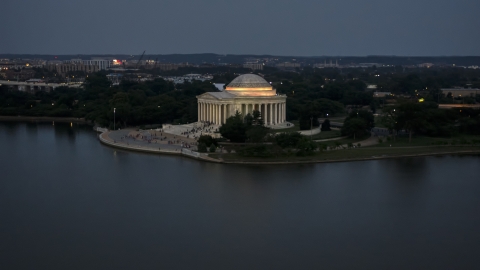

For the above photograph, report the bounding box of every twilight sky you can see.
[2,0,480,56]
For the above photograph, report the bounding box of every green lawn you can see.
[374,134,480,148]
[311,130,342,140]
[326,134,371,146]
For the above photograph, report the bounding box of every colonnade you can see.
[198,101,286,126]
[198,102,231,125]
[238,102,286,125]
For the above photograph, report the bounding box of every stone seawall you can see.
[98,132,221,163]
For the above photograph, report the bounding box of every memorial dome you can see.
[226,74,272,89]
[225,74,275,96]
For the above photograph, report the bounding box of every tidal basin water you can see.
[1,122,480,269]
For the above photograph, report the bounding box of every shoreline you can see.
[0,115,89,123]
[98,132,222,163]
[219,150,480,165]
[97,132,480,165]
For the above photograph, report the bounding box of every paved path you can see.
[354,133,379,147]
[163,122,220,139]
[267,121,295,130]
[298,127,321,136]
[105,129,197,151]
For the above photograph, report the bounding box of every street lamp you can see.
[310,116,313,139]
[114,108,116,130]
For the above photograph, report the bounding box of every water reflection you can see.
[25,122,38,135]
[1,122,480,270]
[0,121,19,137]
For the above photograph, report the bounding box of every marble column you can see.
[269,103,272,125]
[280,103,283,123]
[223,104,227,124]
[209,103,212,122]
[272,103,277,124]
[214,104,217,125]
[277,103,280,124]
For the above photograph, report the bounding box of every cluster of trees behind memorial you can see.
[1,67,480,130]
[380,102,480,139]
[0,73,215,128]
[259,66,480,129]
[213,111,318,157]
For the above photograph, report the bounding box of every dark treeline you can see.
[0,73,216,128]
[1,67,480,132]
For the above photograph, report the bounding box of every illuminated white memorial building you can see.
[196,74,287,126]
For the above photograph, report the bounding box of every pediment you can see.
[197,92,218,100]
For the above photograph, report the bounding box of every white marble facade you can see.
[196,74,287,125]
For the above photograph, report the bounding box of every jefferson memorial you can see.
[196,74,287,126]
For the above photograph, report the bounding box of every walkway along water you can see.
[98,131,480,165]
[98,131,221,163]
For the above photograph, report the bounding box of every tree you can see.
[321,119,331,131]
[275,132,303,148]
[341,118,368,139]
[341,110,374,139]
[297,99,344,130]
[219,112,247,142]
[246,126,269,143]
[209,144,216,153]
[381,106,401,141]
[296,137,318,156]
[197,143,207,153]
[198,135,216,147]
[110,92,131,127]
[251,110,264,126]
[352,110,375,130]
[396,102,426,142]
[244,113,254,127]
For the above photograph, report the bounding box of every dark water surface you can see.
[1,122,480,269]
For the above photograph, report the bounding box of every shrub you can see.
[321,119,331,131]
[209,144,216,153]
[197,143,207,153]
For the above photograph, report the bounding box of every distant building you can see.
[151,63,189,71]
[276,62,301,70]
[64,59,83,64]
[83,59,111,70]
[161,74,213,84]
[47,63,99,75]
[441,88,480,97]
[373,92,392,98]
[358,63,382,68]
[243,63,264,70]
[0,69,36,80]
[314,60,339,68]
[106,73,122,85]
[418,63,434,68]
